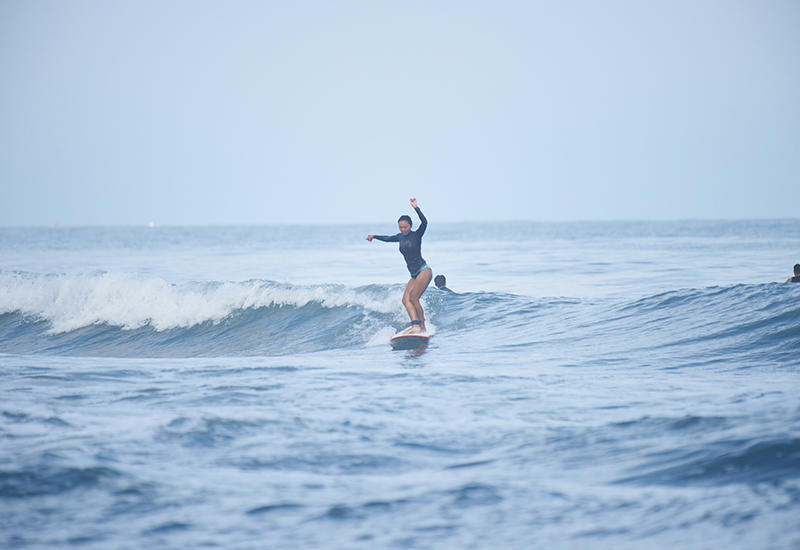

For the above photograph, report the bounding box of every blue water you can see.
[1,220,799,549]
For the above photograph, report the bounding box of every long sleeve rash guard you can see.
[372,207,428,275]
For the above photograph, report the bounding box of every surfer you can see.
[367,198,432,334]
[434,274,454,293]
[787,264,800,283]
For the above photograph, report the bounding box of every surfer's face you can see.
[398,220,411,235]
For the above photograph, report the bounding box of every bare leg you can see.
[414,302,425,330]
[402,269,432,333]
[402,278,418,330]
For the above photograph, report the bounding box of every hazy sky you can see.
[1,1,798,226]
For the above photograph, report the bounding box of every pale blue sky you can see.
[1,1,798,226]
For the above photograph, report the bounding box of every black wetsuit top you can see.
[792,276,800,283]
[373,207,428,275]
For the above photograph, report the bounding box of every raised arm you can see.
[410,198,427,236]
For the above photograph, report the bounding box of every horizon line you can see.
[1,216,799,230]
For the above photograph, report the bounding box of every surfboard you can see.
[390,333,431,350]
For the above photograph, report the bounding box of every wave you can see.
[1,271,798,360]
[0,271,400,332]
[604,283,800,368]
[0,271,413,356]
[0,465,123,498]
[616,436,800,486]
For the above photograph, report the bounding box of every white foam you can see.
[366,326,397,347]
[0,272,402,334]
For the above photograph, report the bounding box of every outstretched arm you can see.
[367,234,399,242]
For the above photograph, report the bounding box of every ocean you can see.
[1,220,799,549]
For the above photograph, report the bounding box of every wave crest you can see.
[0,271,400,333]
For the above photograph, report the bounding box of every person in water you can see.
[787,264,800,283]
[367,198,432,334]
[434,274,453,292]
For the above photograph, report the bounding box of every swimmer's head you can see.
[398,215,412,235]
[434,275,446,288]
[794,263,800,276]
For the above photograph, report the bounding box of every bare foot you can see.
[408,325,423,334]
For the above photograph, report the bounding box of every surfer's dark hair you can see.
[398,215,412,227]
[794,263,800,275]
[434,275,446,287]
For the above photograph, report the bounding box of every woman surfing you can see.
[367,198,432,334]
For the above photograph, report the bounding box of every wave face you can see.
[1,271,798,363]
